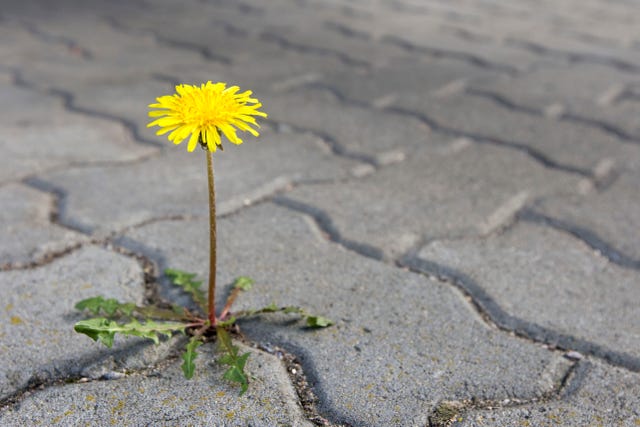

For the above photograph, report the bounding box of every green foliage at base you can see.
[73,269,333,395]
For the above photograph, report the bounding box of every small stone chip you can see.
[564,351,584,361]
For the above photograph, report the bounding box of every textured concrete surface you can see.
[460,360,640,427]
[1,0,639,425]
[0,247,146,400]
[0,343,313,427]
[118,205,573,426]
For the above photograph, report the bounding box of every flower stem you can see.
[206,150,217,326]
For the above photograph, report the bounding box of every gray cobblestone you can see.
[416,222,640,361]
[2,0,640,425]
[460,360,640,426]
[0,184,85,268]
[532,169,640,263]
[39,128,358,233]
[280,142,581,259]
[119,203,572,427]
[0,247,146,400]
[0,82,155,184]
[0,343,312,427]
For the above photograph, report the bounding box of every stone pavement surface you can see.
[0,0,639,425]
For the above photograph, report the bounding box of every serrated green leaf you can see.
[306,315,334,328]
[181,338,203,379]
[218,354,234,365]
[234,304,304,319]
[236,352,250,370]
[216,327,250,395]
[75,296,136,317]
[223,366,248,395]
[74,317,117,347]
[165,268,207,311]
[74,317,187,348]
[233,276,254,291]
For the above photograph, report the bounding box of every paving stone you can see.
[460,360,640,426]
[264,87,447,161]
[0,18,88,72]
[0,82,60,124]
[0,246,152,400]
[326,5,547,72]
[398,91,632,173]
[0,184,86,268]
[39,128,358,234]
[0,342,312,427]
[316,56,494,106]
[505,31,640,73]
[533,169,640,263]
[118,203,572,427]
[0,81,156,184]
[468,62,640,140]
[2,0,640,424]
[469,62,635,113]
[415,221,640,360]
[573,99,640,143]
[58,78,178,146]
[17,10,212,76]
[281,143,581,258]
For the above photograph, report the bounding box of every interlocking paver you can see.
[470,62,636,113]
[396,91,633,174]
[319,1,550,72]
[280,142,580,258]
[315,56,494,106]
[3,0,640,425]
[118,203,572,427]
[38,128,358,234]
[415,221,640,361]
[264,87,445,161]
[0,81,155,184]
[0,343,312,427]
[0,184,85,268]
[461,360,640,426]
[532,169,640,263]
[469,62,640,141]
[0,246,148,400]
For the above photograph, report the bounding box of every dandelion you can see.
[148,81,267,325]
[148,81,267,152]
[74,81,329,392]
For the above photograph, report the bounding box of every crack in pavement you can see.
[381,34,520,75]
[297,82,594,179]
[400,256,640,373]
[17,20,93,60]
[466,87,640,145]
[259,31,372,70]
[518,209,640,271]
[270,196,640,374]
[427,359,590,426]
[506,38,640,74]
[11,70,163,150]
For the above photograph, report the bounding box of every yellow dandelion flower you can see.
[147,81,267,152]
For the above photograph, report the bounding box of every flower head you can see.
[148,81,267,152]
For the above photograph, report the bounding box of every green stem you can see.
[206,150,217,326]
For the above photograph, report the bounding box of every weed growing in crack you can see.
[73,81,333,395]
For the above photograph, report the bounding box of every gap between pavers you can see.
[36,127,359,235]
[0,246,174,401]
[459,359,640,426]
[0,342,313,427]
[117,203,573,427]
